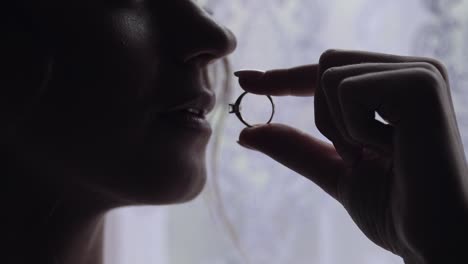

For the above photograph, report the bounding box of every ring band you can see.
[229,91,275,127]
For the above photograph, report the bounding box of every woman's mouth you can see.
[152,91,215,134]
[185,108,207,117]
[159,107,212,133]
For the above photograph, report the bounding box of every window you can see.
[105,1,468,263]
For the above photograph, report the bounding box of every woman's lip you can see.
[163,91,215,114]
[158,110,212,133]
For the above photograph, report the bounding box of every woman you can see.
[5,1,236,263]
[4,1,467,264]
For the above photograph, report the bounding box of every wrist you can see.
[403,202,468,264]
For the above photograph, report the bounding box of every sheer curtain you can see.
[104,1,468,263]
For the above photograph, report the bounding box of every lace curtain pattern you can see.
[104,1,468,263]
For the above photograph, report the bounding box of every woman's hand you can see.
[235,50,468,264]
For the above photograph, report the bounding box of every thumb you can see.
[239,123,346,199]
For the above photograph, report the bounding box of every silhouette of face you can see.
[14,0,236,205]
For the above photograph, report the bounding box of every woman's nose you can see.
[179,9,237,67]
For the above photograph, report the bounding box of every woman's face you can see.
[16,0,236,204]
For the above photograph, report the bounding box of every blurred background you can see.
[104,0,468,263]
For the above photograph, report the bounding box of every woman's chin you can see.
[172,171,207,203]
[111,157,208,205]
[156,164,208,204]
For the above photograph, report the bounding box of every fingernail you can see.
[239,125,260,140]
[233,70,264,79]
[237,140,256,150]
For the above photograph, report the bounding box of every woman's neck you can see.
[4,149,111,264]
[6,183,108,264]
[44,205,106,264]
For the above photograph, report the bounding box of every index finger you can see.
[234,64,319,96]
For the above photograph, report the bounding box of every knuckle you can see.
[319,49,340,66]
[321,67,340,86]
[400,68,445,113]
[413,62,439,74]
[413,68,440,86]
[337,78,356,99]
[424,58,449,80]
[408,57,448,80]
[410,68,442,98]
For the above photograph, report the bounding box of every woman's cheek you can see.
[105,9,163,97]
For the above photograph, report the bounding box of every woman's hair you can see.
[4,4,248,262]
[206,58,251,264]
